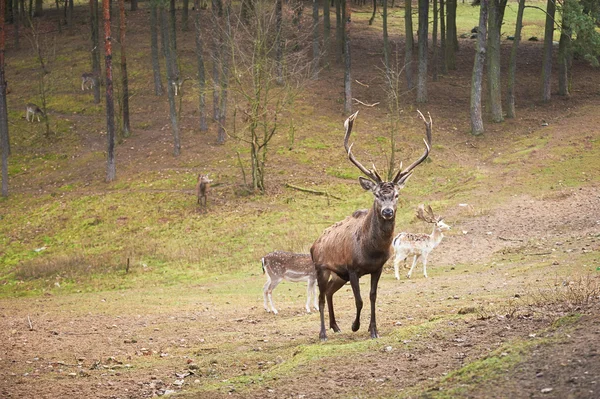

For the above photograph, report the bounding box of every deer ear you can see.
[359,177,376,192]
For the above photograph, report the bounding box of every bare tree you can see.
[446,0,457,70]
[404,0,414,89]
[322,0,331,65]
[416,0,428,103]
[507,0,525,118]
[160,2,181,156]
[194,0,208,131]
[90,0,101,104]
[557,0,572,97]
[541,0,556,102]
[311,0,320,80]
[470,0,488,135]
[104,0,116,181]
[432,0,439,81]
[343,0,352,113]
[150,1,163,96]
[118,0,131,138]
[487,0,506,123]
[1,0,9,196]
[440,0,447,74]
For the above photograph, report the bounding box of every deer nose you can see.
[382,208,394,219]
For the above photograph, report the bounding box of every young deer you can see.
[81,72,96,91]
[196,174,213,208]
[26,103,44,122]
[262,251,318,314]
[392,205,451,280]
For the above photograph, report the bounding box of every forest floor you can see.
[1,2,600,399]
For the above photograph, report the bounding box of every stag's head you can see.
[344,111,432,221]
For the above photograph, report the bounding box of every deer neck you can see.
[431,226,444,247]
[362,206,395,253]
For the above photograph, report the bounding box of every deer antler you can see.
[393,110,432,185]
[416,204,437,224]
[344,111,382,183]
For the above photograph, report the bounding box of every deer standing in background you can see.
[26,103,44,122]
[311,110,432,340]
[262,251,318,314]
[392,204,451,280]
[81,72,96,91]
[196,174,213,209]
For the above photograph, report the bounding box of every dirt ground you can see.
[1,3,600,399]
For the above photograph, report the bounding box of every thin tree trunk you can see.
[432,0,438,81]
[275,0,283,84]
[369,0,376,25]
[118,0,130,137]
[217,3,230,145]
[34,0,42,16]
[343,0,351,113]
[182,0,189,31]
[322,0,330,65]
[168,0,179,79]
[90,0,101,104]
[312,0,320,79]
[470,0,488,136]
[194,0,207,131]
[13,0,20,49]
[446,0,456,70]
[150,1,163,96]
[335,0,342,62]
[56,0,62,33]
[404,0,414,89]
[506,0,525,118]
[1,0,9,196]
[440,0,447,74]
[487,0,504,122]
[103,0,116,182]
[417,0,428,103]
[383,0,389,77]
[211,0,221,121]
[558,3,571,97]
[131,0,138,11]
[541,0,555,102]
[160,5,181,156]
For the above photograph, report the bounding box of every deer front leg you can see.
[368,268,383,339]
[316,268,330,341]
[422,255,429,278]
[348,270,363,332]
[393,252,406,280]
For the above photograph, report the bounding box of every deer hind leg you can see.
[316,267,330,340]
[393,251,408,280]
[407,255,420,279]
[310,277,319,312]
[348,270,363,332]
[422,255,429,278]
[325,274,346,334]
[305,277,317,313]
[265,276,283,314]
[262,275,272,312]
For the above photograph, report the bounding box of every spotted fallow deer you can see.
[311,110,432,340]
[392,204,451,280]
[262,251,318,314]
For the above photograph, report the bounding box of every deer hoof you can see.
[319,331,328,341]
[352,321,360,332]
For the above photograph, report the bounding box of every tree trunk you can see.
[13,0,20,49]
[89,0,101,104]
[150,1,163,96]
[34,0,43,16]
[558,2,571,97]
[217,4,230,145]
[103,0,116,182]
[322,0,330,66]
[417,0,428,103]
[432,0,438,81]
[383,0,389,77]
[1,0,10,196]
[160,5,181,156]
[506,0,525,118]
[312,0,320,79]
[343,0,352,113]
[440,0,447,74]
[169,0,179,78]
[275,0,283,84]
[194,0,207,131]
[131,0,138,11]
[369,0,376,25]
[487,0,504,122]
[446,0,457,70]
[211,0,221,121]
[470,0,488,136]
[118,0,131,138]
[404,0,414,89]
[541,0,556,102]
[182,0,189,31]
[335,0,342,62]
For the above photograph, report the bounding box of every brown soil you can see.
[2,3,600,399]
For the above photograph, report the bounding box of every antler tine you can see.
[426,205,436,220]
[392,110,432,185]
[417,204,436,223]
[343,111,382,183]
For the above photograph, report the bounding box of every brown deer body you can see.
[196,174,213,208]
[311,111,432,340]
[81,72,96,91]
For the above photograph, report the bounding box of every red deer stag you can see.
[311,110,432,340]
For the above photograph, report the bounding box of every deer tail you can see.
[261,257,266,274]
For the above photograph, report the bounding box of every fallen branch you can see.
[285,183,342,200]
[352,98,380,107]
[355,80,369,87]
[27,315,33,331]
[498,236,524,242]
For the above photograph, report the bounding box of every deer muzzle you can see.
[381,207,395,220]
